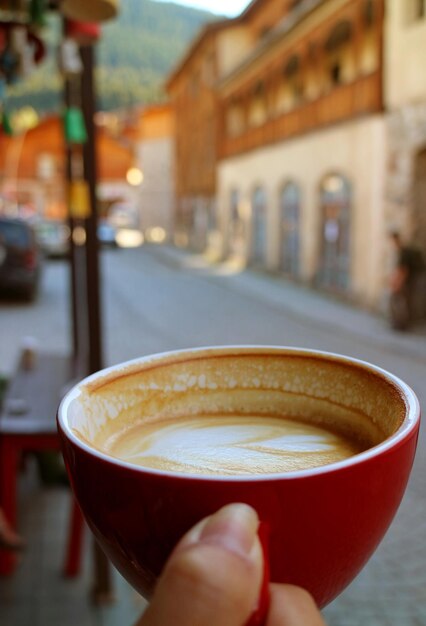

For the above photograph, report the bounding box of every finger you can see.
[266,584,327,626]
[140,504,263,626]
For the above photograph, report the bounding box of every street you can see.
[1,245,425,625]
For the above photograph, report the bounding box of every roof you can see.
[165,0,264,90]
[217,0,324,92]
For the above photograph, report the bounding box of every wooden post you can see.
[64,76,81,368]
[80,44,104,376]
[79,42,113,605]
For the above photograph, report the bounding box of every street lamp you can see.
[126,166,143,187]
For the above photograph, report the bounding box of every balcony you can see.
[220,72,382,159]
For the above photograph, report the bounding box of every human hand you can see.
[134,503,326,626]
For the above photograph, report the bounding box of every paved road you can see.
[1,245,425,626]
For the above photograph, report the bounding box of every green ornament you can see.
[63,106,88,144]
[29,0,48,27]
[2,111,14,136]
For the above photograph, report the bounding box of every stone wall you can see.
[386,102,426,248]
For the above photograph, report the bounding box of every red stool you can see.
[0,432,85,577]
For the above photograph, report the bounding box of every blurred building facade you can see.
[0,115,134,220]
[0,117,67,220]
[132,104,175,239]
[167,0,426,309]
[101,103,175,239]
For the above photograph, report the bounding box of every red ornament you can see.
[66,20,101,45]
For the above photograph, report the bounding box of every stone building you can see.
[385,0,426,253]
[167,0,425,309]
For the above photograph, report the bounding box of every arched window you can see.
[251,186,267,265]
[318,174,351,291]
[280,182,301,277]
[228,188,244,257]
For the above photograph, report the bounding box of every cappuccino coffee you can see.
[103,413,369,475]
[60,348,418,610]
[70,349,403,477]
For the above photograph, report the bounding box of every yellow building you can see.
[167,0,426,309]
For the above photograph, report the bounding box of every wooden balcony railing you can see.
[220,72,382,159]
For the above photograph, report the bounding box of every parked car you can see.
[0,217,42,301]
[35,220,70,259]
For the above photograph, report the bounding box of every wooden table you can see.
[0,352,84,576]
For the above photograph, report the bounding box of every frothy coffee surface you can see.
[104,414,368,475]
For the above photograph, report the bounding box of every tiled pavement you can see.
[0,459,147,626]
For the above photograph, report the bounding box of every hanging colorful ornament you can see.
[2,110,14,136]
[29,0,48,28]
[66,20,101,45]
[63,106,88,144]
[10,26,32,79]
[68,179,91,219]
[0,40,20,84]
[58,38,83,76]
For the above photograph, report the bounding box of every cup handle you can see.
[245,521,270,626]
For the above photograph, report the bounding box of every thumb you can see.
[140,504,263,626]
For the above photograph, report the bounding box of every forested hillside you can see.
[6,0,217,114]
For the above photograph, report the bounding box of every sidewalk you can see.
[154,245,426,364]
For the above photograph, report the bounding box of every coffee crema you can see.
[102,414,369,475]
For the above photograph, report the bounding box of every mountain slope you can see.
[6,0,218,114]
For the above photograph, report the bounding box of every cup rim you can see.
[57,346,420,482]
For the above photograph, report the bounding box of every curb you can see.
[149,244,426,364]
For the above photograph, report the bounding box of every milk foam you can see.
[104,414,367,475]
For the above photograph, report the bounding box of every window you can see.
[37,153,56,181]
[330,62,342,86]
[276,55,303,112]
[407,0,425,22]
[324,20,355,87]
[249,81,267,127]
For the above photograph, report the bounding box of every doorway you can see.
[280,181,301,277]
[251,186,267,265]
[318,173,351,291]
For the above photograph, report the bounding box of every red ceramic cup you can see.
[57,347,420,615]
